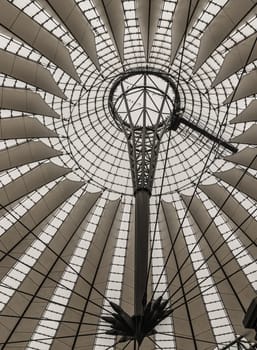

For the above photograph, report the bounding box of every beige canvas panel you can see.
[230,100,257,124]
[225,147,257,170]
[215,167,257,201]
[0,179,84,280]
[224,69,257,104]
[0,0,79,81]
[194,0,257,72]
[212,33,257,87]
[0,141,62,172]
[171,0,208,63]
[0,162,71,208]
[52,198,121,349]
[182,194,256,340]
[0,117,58,139]
[0,191,99,347]
[47,0,100,70]
[0,49,66,99]
[136,0,164,60]
[230,125,257,145]
[0,88,60,118]
[92,0,124,62]
[200,183,257,261]
[159,200,216,350]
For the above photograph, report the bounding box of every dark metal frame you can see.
[109,69,237,195]
[109,69,181,195]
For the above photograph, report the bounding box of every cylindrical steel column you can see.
[134,189,150,316]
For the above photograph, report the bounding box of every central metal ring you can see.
[109,69,181,131]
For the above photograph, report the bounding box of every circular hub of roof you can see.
[109,70,181,131]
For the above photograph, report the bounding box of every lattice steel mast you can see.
[109,69,181,316]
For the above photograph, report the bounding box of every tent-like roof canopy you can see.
[0,0,257,349]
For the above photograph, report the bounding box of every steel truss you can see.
[109,69,181,194]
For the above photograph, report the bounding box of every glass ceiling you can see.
[0,0,257,349]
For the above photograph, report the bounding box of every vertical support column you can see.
[134,189,150,316]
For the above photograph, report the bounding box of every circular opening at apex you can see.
[109,70,181,131]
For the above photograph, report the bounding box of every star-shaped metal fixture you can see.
[102,297,172,345]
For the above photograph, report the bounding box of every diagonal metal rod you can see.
[0,244,113,316]
[0,281,104,320]
[219,335,246,350]
[162,149,257,307]
[0,200,115,322]
[172,258,256,314]
[147,336,164,349]
[0,314,109,327]
[179,116,238,153]
[0,331,107,346]
[122,340,133,350]
[157,331,219,346]
[152,34,257,301]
